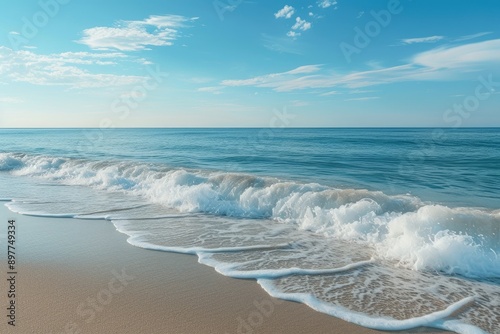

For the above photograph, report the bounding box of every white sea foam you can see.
[110,216,497,333]
[258,279,483,333]
[1,152,498,279]
[198,254,376,279]
[1,152,499,333]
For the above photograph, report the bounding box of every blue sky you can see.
[0,0,499,127]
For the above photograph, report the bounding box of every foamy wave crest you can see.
[1,152,499,278]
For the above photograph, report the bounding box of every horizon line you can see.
[0,127,499,130]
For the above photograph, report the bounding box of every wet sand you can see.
[0,205,447,334]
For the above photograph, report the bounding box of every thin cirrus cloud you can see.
[0,97,24,104]
[221,65,324,92]
[319,91,340,96]
[78,15,198,51]
[197,86,224,95]
[412,38,500,68]
[453,31,492,42]
[261,33,303,54]
[0,46,146,89]
[401,36,445,44]
[275,5,295,19]
[345,97,380,101]
[221,39,500,92]
[401,32,492,45]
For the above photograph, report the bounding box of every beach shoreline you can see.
[0,204,449,334]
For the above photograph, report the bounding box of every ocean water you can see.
[0,128,499,333]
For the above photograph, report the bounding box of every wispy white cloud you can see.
[197,86,224,94]
[261,33,303,55]
[78,15,198,51]
[320,91,340,96]
[221,39,500,92]
[0,97,24,104]
[290,100,309,107]
[366,60,383,70]
[357,11,365,19]
[221,65,323,92]
[400,33,491,46]
[401,36,445,44]
[0,46,146,89]
[318,0,337,8]
[274,5,295,19]
[345,97,380,101]
[413,39,500,68]
[349,89,375,94]
[453,32,492,42]
[137,58,153,65]
[287,65,322,74]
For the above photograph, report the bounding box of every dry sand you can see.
[0,205,448,334]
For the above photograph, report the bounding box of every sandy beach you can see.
[0,204,448,334]
[1,0,499,331]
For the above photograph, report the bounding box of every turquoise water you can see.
[1,128,499,333]
[1,128,498,207]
